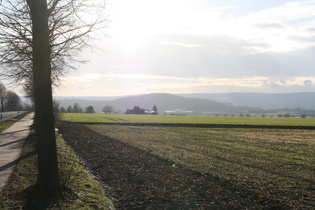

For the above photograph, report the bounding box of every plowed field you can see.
[58,121,314,209]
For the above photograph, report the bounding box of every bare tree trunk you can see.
[0,84,7,112]
[27,0,61,196]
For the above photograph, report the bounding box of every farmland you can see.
[59,113,315,209]
[62,113,315,127]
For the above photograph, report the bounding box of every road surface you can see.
[0,113,34,190]
[0,111,26,123]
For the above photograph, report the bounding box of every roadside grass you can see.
[90,124,315,209]
[62,113,315,127]
[0,130,114,209]
[0,112,30,133]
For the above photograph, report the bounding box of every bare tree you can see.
[25,0,61,196]
[0,0,107,197]
[53,100,61,123]
[102,104,115,114]
[4,90,21,111]
[0,83,21,111]
[0,0,107,96]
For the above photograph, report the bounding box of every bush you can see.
[57,145,83,190]
[53,100,61,124]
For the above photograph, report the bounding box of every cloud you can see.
[284,1,302,8]
[108,0,315,53]
[253,22,286,29]
[246,1,315,23]
[159,41,199,48]
[261,76,315,90]
[93,33,315,81]
[207,1,315,53]
[304,80,313,86]
[289,34,315,44]
[263,81,283,88]
[57,70,315,95]
[204,6,237,12]
[306,27,315,33]
[64,73,101,82]
[55,1,315,96]
[56,74,315,96]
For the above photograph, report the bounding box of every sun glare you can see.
[109,0,195,50]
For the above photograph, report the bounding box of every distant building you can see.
[164,109,194,116]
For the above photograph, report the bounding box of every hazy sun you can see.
[109,0,193,50]
[108,0,308,54]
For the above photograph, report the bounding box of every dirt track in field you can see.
[58,121,288,209]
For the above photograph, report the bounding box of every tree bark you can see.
[26,0,61,196]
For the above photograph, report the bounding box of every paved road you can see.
[1,111,26,123]
[0,113,34,190]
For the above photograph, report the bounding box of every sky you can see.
[51,0,315,96]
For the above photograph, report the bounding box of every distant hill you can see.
[110,93,240,114]
[178,92,315,109]
[56,92,315,115]
[56,93,249,114]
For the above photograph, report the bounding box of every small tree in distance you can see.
[73,103,83,113]
[152,105,158,115]
[59,106,66,113]
[66,105,73,113]
[102,105,115,114]
[85,105,95,113]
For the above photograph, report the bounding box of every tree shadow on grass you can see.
[0,130,76,210]
[22,185,78,210]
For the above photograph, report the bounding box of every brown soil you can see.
[57,121,288,209]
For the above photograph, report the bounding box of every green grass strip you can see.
[0,130,114,209]
[62,113,315,127]
[0,112,31,133]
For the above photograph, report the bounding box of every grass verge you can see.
[0,129,114,209]
[0,112,31,133]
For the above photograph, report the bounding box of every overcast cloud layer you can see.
[55,0,315,96]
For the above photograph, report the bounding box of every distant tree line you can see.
[56,103,159,115]
[125,105,158,115]
[125,106,145,114]
[59,103,95,113]
[217,112,314,118]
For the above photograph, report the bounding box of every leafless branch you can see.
[0,0,108,97]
